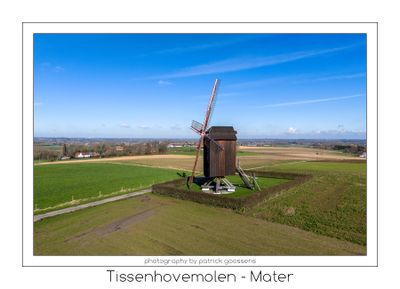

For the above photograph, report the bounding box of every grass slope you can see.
[248,161,366,245]
[34,193,365,256]
[34,163,179,212]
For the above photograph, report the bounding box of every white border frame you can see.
[22,22,378,267]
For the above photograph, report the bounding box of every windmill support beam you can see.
[201,177,236,194]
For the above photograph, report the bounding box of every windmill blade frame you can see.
[188,79,220,187]
[191,120,204,134]
[202,79,220,132]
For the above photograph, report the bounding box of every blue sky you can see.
[34,33,366,139]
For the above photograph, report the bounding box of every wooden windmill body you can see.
[203,126,237,178]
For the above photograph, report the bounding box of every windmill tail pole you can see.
[252,172,261,191]
[236,160,254,190]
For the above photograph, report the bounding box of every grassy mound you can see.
[183,175,289,198]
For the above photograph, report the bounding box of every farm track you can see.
[34,188,152,222]
[107,161,193,172]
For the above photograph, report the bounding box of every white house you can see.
[76,152,91,158]
[167,143,183,148]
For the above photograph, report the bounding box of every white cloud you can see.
[40,62,51,68]
[154,44,356,79]
[40,62,64,73]
[313,129,366,138]
[137,36,259,57]
[295,72,366,83]
[53,66,64,73]
[218,92,240,97]
[337,124,346,132]
[119,123,131,128]
[254,94,363,109]
[226,72,365,89]
[170,124,182,130]
[158,80,173,86]
[270,128,366,139]
[226,76,294,89]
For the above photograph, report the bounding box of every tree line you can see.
[34,141,169,161]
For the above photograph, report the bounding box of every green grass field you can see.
[184,175,289,198]
[33,155,367,255]
[36,144,63,151]
[34,193,365,256]
[247,161,366,245]
[34,163,179,213]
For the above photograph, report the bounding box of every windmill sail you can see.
[191,120,204,134]
[188,79,220,187]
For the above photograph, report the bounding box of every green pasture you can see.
[36,144,63,151]
[259,160,366,174]
[248,161,366,245]
[34,163,179,213]
[34,193,365,256]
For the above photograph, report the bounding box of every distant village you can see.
[33,137,367,162]
[34,139,196,162]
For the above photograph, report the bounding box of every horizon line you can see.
[34,136,367,140]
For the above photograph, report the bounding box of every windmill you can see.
[187,79,260,194]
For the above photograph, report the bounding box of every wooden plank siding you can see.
[203,126,237,178]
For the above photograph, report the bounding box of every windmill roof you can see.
[206,126,237,140]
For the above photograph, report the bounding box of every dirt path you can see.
[64,206,158,243]
[106,161,193,172]
[34,188,152,222]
